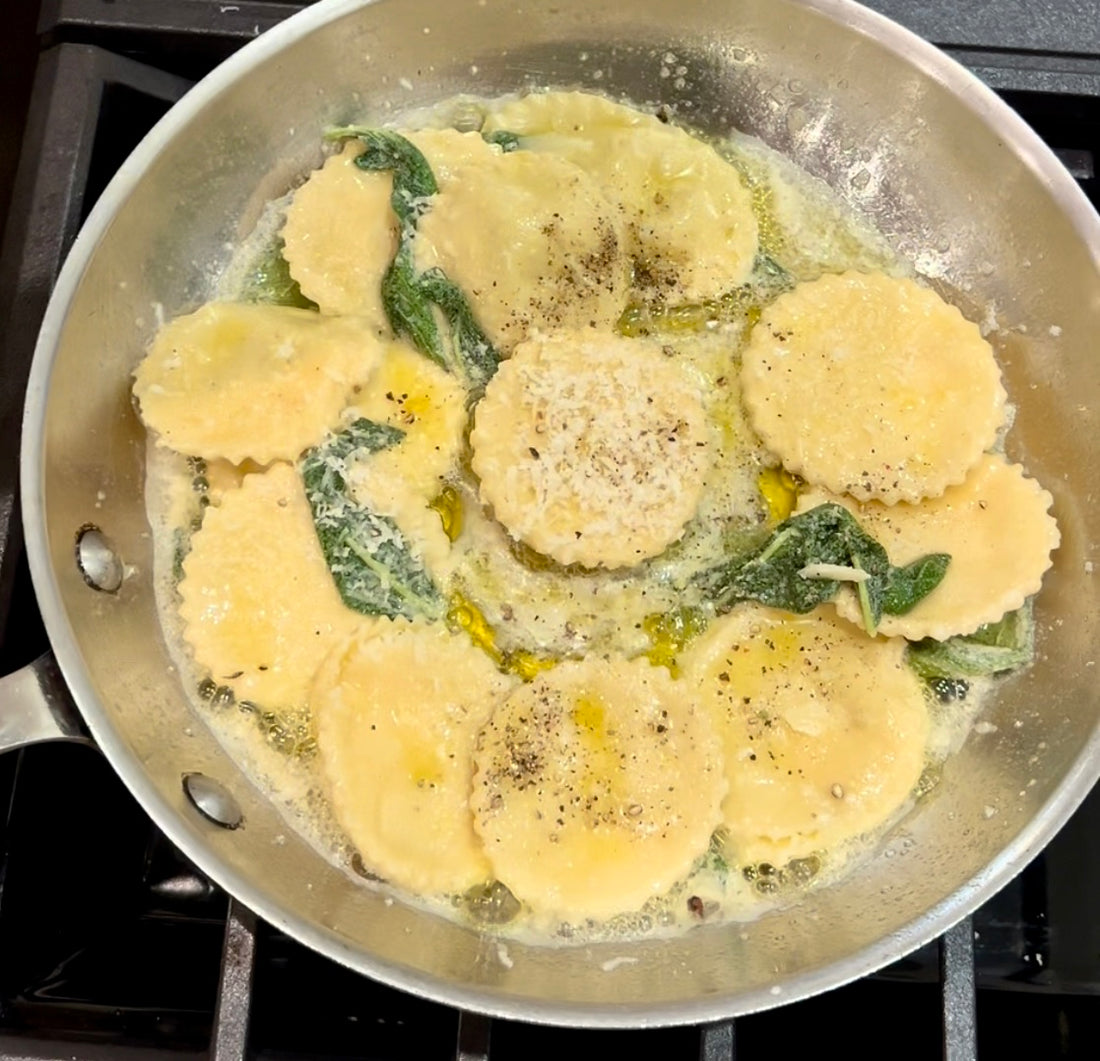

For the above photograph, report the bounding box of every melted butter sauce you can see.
[144,94,998,946]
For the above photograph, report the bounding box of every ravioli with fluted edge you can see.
[470,655,726,920]
[132,302,382,465]
[681,605,930,865]
[796,456,1060,640]
[280,142,396,323]
[470,329,712,568]
[740,271,1008,504]
[178,462,365,710]
[414,148,630,351]
[313,622,518,894]
[483,90,759,303]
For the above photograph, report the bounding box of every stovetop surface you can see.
[1,2,1099,1058]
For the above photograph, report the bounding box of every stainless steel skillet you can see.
[6,0,1100,1028]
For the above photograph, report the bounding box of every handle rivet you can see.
[183,772,244,829]
[75,524,124,593]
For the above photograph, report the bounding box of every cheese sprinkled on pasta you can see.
[470,330,713,568]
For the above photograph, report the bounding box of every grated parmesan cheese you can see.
[470,330,713,568]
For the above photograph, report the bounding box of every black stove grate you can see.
[1,3,1099,1058]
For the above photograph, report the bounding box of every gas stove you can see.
[1,2,1098,1058]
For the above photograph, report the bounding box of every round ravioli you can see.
[796,454,1060,640]
[179,462,362,710]
[740,271,1007,504]
[414,149,630,351]
[484,90,758,302]
[471,656,725,920]
[313,623,517,895]
[133,302,381,464]
[346,338,467,498]
[469,330,712,568]
[681,605,929,866]
[280,141,397,324]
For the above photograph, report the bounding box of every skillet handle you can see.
[0,651,92,753]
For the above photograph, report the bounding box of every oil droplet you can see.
[429,484,463,541]
[757,466,799,524]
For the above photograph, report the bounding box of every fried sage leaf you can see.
[381,246,444,363]
[907,601,1035,681]
[300,418,443,621]
[695,503,950,635]
[415,266,498,391]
